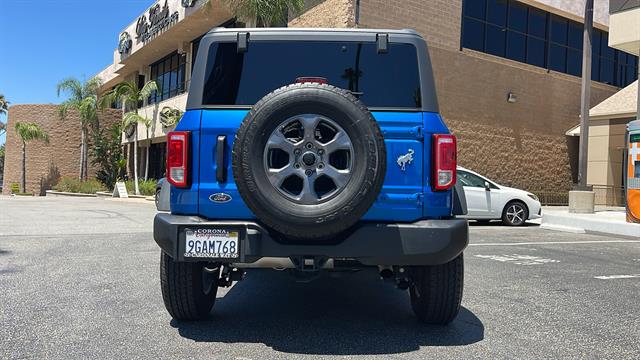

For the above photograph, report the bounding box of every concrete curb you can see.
[45,190,97,198]
[539,223,586,234]
[542,211,640,238]
[96,191,147,199]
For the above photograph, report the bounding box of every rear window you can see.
[202,41,421,108]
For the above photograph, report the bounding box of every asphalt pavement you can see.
[1,196,639,359]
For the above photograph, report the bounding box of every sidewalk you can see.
[541,206,640,237]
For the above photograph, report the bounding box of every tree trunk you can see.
[79,129,85,180]
[21,141,26,193]
[82,127,89,181]
[144,127,150,181]
[133,129,140,195]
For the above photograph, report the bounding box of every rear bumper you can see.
[153,213,468,266]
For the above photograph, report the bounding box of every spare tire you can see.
[232,83,386,241]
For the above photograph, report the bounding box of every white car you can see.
[457,167,542,226]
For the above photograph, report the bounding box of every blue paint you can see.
[171,109,455,221]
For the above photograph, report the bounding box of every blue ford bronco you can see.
[154,28,468,324]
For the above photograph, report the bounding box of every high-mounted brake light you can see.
[432,134,457,191]
[166,131,190,188]
[296,77,328,85]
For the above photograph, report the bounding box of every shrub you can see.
[54,177,105,194]
[125,179,157,196]
[90,123,125,189]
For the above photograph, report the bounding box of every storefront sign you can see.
[118,32,132,55]
[135,0,179,44]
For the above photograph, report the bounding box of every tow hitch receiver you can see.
[216,265,245,287]
[290,256,328,272]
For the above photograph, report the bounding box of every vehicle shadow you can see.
[171,269,484,355]
[469,220,539,227]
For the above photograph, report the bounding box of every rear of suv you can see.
[154,28,468,324]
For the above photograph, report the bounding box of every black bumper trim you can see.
[153,214,468,266]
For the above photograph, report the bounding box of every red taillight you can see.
[295,77,328,84]
[432,134,457,191]
[166,131,190,188]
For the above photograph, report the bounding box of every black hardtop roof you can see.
[188,27,439,112]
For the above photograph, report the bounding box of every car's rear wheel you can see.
[160,252,218,320]
[502,201,528,226]
[408,254,464,325]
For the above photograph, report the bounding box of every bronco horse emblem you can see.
[397,149,415,171]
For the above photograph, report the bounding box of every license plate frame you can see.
[182,228,240,260]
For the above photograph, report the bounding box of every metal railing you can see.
[529,190,570,206]
[526,184,626,207]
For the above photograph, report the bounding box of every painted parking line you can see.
[474,254,560,266]
[469,240,640,246]
[594,274,640,280]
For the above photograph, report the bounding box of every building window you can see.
[149,52,186,104]
[461,0,639,88]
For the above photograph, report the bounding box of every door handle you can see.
[216,135,227,183]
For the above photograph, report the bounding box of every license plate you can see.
[184,229,239,259]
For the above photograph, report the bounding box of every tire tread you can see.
[410,254,464,325]
[160,252,215,320]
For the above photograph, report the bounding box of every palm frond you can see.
[0,94,9,113]
[114,81,139,110]
[58,101,74,120]
[57,77,83,100]
[98,88,118,110]
[139,80,158,100]
[122,112,147,128]
[15,122,49,144]
[222,0,303,26]
[79,96,98,127]
[84,77,103,98]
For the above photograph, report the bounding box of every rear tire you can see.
[409,254,464,325]
[160,252,218,321]
[155,189,161,210]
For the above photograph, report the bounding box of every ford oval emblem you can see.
[209,193,232,203]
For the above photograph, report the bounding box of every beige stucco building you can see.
[583,0,640,205]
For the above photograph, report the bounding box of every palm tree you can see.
[15,122,49,193]
[0,94,9,116]
[57,77,102,181]
[221,0,304,26]
[0,94,9,138]
[101,80,157,195]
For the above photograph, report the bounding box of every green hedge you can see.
[125,179,157,196]
[54,177,106,194]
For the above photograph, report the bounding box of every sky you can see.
[0,0,154,145]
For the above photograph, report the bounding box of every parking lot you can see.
[1,196,639,359]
